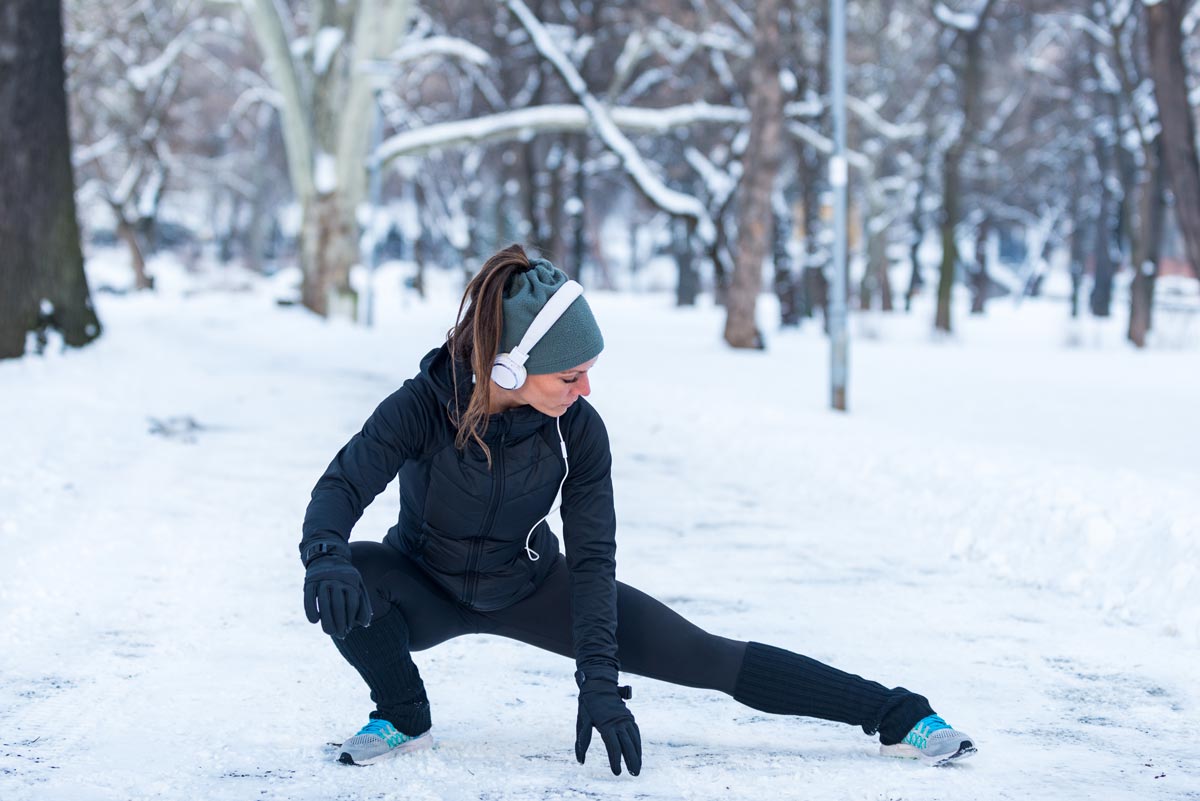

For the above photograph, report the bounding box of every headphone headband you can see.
[491,279,585,390]
[508,280,583,366]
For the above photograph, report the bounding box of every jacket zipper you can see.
[463,430,505,605]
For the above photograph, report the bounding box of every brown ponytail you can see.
[446,243,533,466]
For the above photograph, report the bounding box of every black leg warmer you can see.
[331,610,432,736]
[732,642,934,745]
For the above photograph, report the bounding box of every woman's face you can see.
[509,357,597,417]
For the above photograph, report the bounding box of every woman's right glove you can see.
[302,540,372,638]
[575,667,642,776]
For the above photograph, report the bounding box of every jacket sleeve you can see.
[560,401,620,676]
[299,383,429,563]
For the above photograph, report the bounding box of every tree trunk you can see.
[906,154,928,312]
[878,230,894,312]
[862,191,893,313]
[1127,251,1159,348]
[570,133,588,283]
[725,0,783,349]
[244,187,273,274]
[708,213,733,306]
[772,190,802,324]
[245,0,413,318]
[935,146,961,332]
[674,216,701,307]
[934,2,993,333]
[300,192,359,318]
[1069,223,1087,320]
[0,0,101,358]
[115,212,152,291]
[1090,136,1117,318]
[859,229,875,312]
[1147,0,1200,280]
[628,222,638,281]
[970,217,990,314]
[800,152,827,324]
[548,137,567,262]
[1129,139,1165,347]
[1067,152,1088,318]
[524,30,549,248]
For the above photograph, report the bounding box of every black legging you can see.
[331,541,934,745]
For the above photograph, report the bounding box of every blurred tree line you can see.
[2,0,1198,358]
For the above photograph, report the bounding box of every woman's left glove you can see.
[302,542,372,638]
[575,667,642,776]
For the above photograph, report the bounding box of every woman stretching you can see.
[300,244,976,774]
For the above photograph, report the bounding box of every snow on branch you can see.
[375,103,747,164]
[684,147,737,205]
[978,86,1023,144]
[844,96,926,140]
[229,84,284,120]
[1093,53,1121,94]
[615,102,747,129]
[126,17,218,91]
[784,95,924,141]
[608,30,646,99]
[72,134,122,168]
[648,18,752,62]
[1183,0,1200,35]
[716,0,755,36]
[786,121,870,171]
[312,27,344,75]
[934,1,989,32]
[1068,13,1114,47]
[1108,0,1135,29]
[505,0,716,242]
[784,98,823,118]
[392,35,490,67]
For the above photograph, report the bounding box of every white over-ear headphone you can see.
[490,279,584,390]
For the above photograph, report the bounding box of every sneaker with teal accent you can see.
[337,718,433,765]
[879,714,976,766]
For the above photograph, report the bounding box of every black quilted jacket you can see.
[300,344,619,674]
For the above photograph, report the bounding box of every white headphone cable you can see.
[524,415,569,561]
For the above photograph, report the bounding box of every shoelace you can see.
[903,715,951,749]
[356,718,405,747]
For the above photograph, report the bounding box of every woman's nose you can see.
[576,373,591,397]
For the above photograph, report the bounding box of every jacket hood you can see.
[419,344,471,409]
[418,344,550,441]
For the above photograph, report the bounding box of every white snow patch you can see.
[314,151,338,193]
[1,251,1198,799]
[312,27,344,75]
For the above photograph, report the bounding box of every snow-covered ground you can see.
[1,250,1198,800]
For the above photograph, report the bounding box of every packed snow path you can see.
[1,272,1197,800]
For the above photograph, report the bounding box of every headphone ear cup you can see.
[491,353,526,390]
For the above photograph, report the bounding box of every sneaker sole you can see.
[338,731,434,766]
[880,739,977,767]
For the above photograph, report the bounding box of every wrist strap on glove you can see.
[575,669,633,700]
[301,538,351,567]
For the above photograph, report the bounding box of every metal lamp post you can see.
[829,0,849,411]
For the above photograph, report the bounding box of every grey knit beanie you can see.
[500,258,603,374]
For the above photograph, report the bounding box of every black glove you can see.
[575,668,642,776]
[302,540,372,638]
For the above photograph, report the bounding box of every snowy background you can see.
[1,252,1197,800]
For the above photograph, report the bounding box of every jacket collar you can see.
[420,344,552,442]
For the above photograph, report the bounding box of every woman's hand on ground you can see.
[302,554,373,638]
[574,669,642,776]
